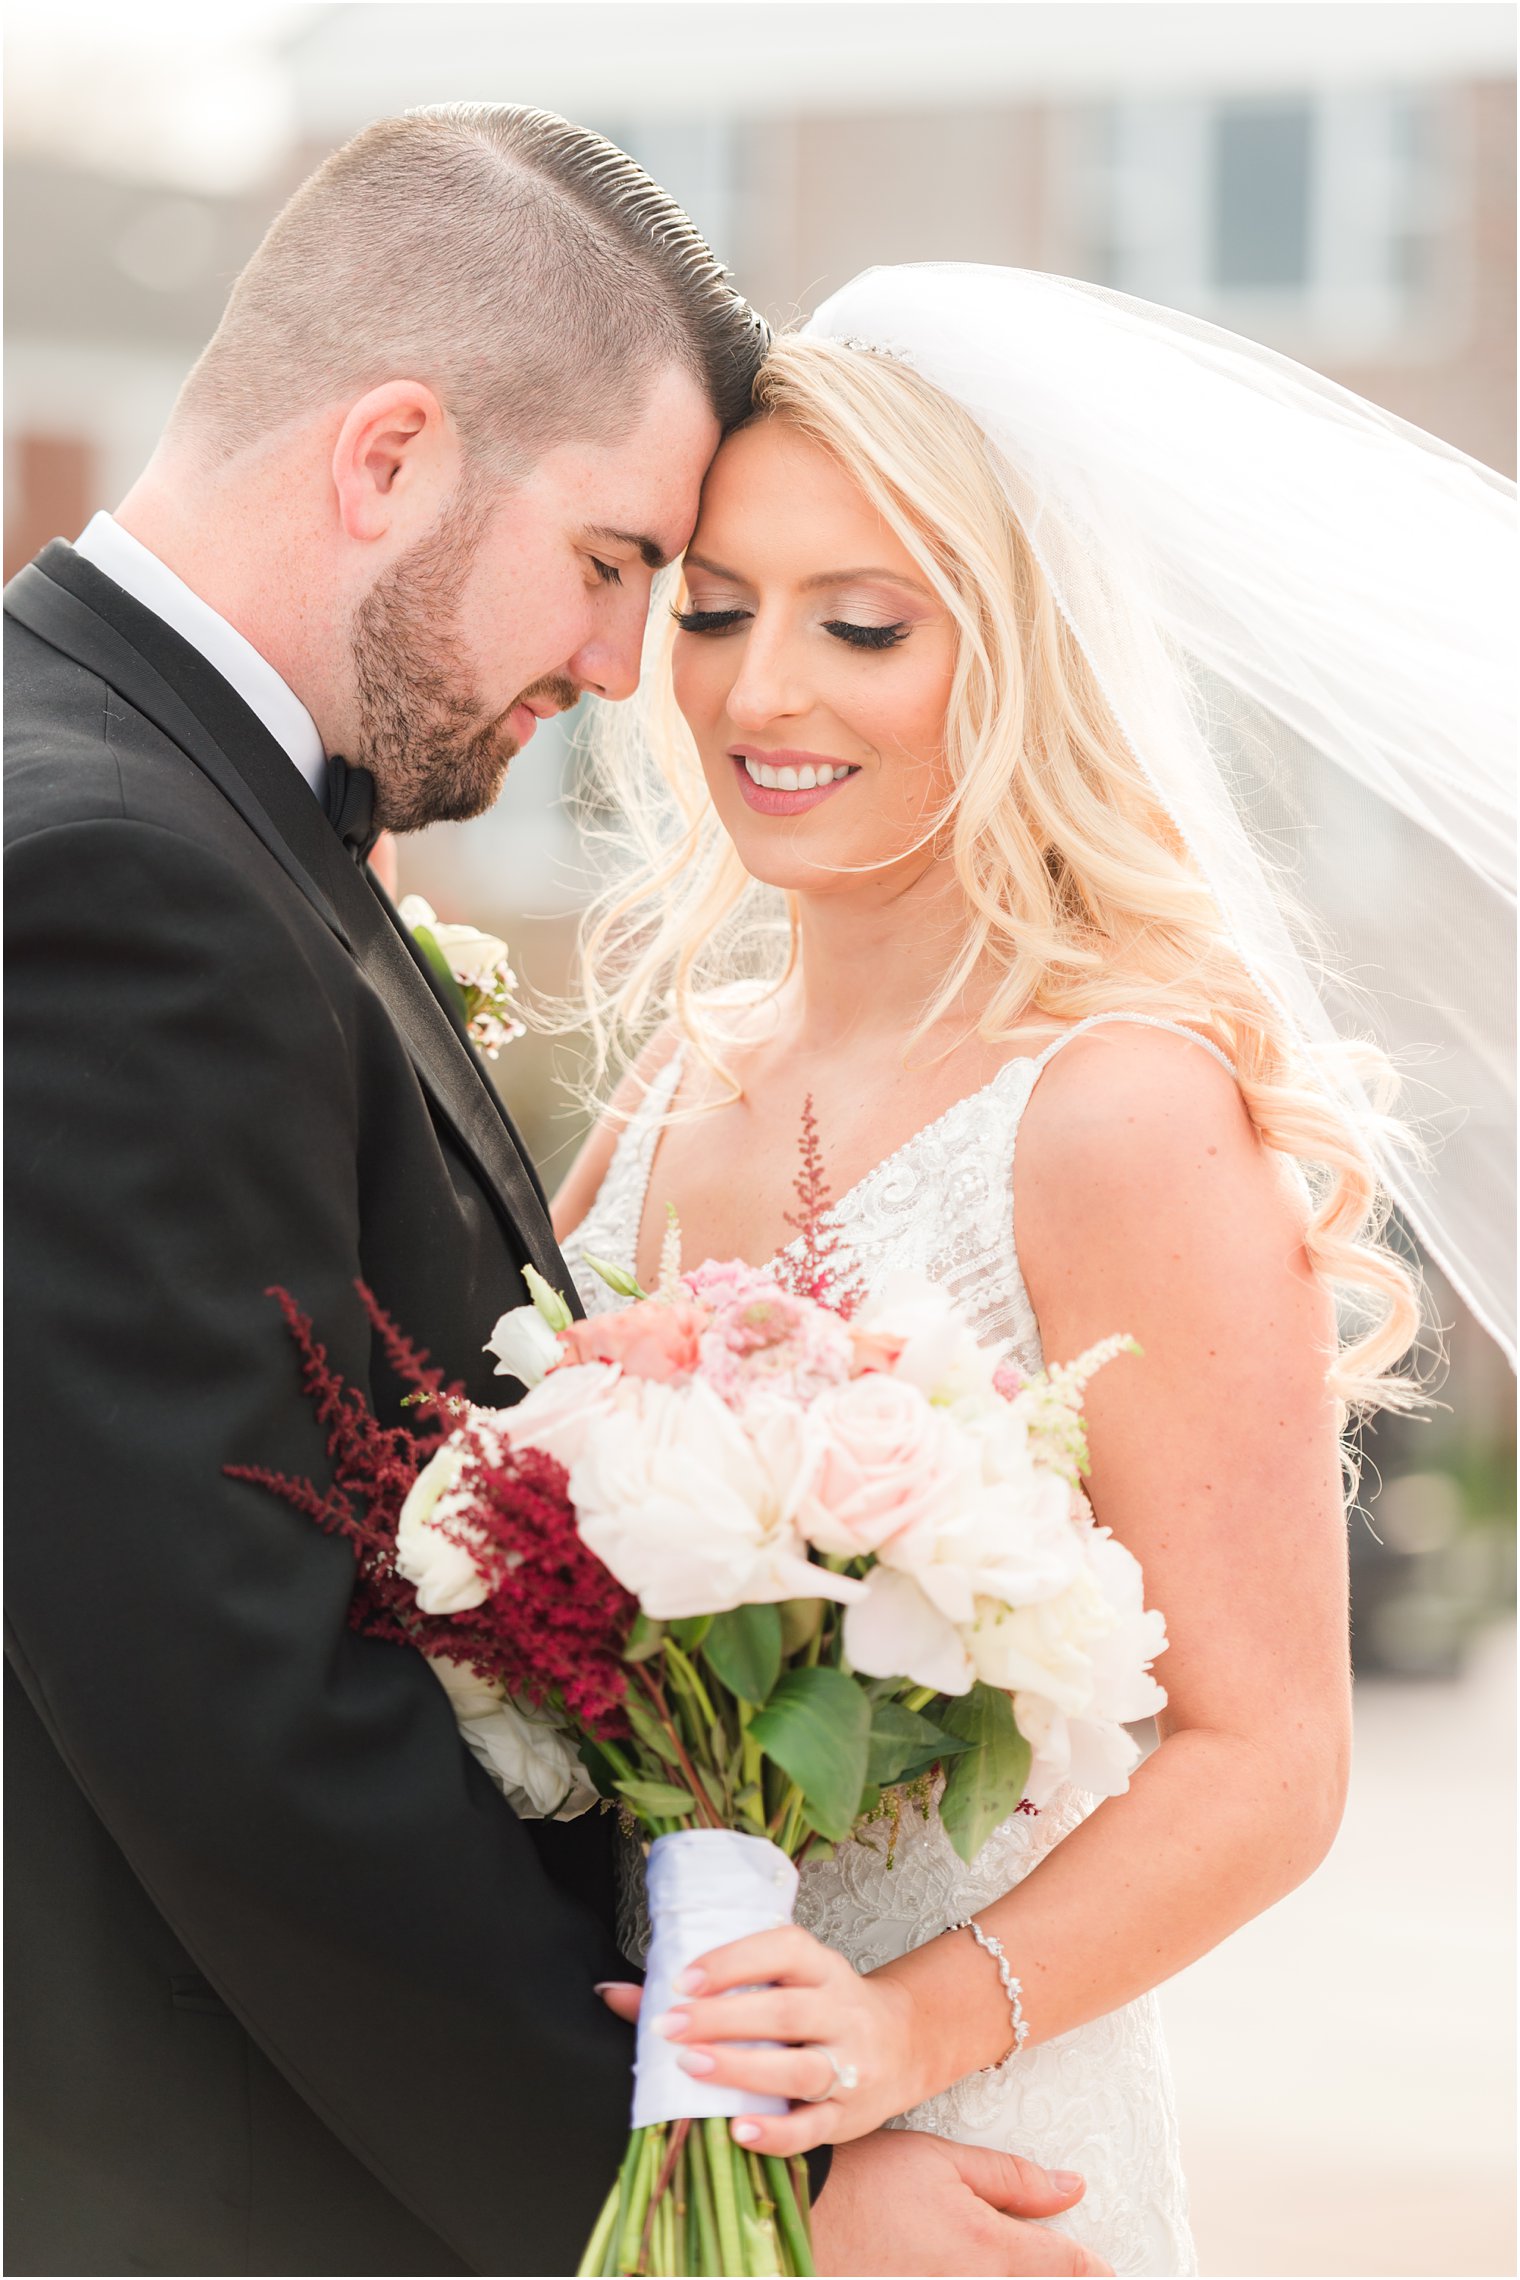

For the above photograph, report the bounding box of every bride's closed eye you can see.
[671,603,910,650]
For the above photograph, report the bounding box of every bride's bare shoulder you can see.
[1012,1018,1313,1345]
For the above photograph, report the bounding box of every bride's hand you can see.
[596,1924,933,2153]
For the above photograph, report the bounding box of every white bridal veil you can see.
[805,265,1517,1366]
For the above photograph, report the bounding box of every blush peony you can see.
[567,1376,863,1619]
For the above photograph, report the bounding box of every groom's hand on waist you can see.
[812,2130,1110,2277]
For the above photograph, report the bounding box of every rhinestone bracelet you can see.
[949,1915,1030,2067]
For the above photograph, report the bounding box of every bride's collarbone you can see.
[636,1023,1068,1279]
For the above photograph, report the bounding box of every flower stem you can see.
[578,2178,620,2278]
[702,2117,745,2271]
[635,1667,724,1830]
[689,2114,723,2272]
[765,2155,816,2277]
[638,2116,690,2275]
[616,2127,660,2274]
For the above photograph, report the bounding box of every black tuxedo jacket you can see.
[3,543,636,2276]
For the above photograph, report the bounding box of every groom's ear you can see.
[331,381,459,545]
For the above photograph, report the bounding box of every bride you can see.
[550,267,1515,2276]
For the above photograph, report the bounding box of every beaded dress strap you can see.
[1028,1012,1238,1085]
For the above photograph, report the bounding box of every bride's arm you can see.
[637,1022,1351,2149]
[550,1025,682,1244]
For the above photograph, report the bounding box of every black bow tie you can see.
[323,754,380,865]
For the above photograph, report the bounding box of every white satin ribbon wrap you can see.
[632,1830,799,2129]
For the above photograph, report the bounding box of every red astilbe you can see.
[227,1284,462,1650]
[228,1284,634,1737]
[432,1430,636,1738]
[777,1093,865,1317]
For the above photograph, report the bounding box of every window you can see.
[1212,100,1314,291]
[1079,87,1453,357]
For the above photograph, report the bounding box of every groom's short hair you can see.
[171,105,766,467]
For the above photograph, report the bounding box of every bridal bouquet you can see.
[235,1124,1165,2277]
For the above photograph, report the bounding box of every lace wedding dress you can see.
[569,1013,1209,2276]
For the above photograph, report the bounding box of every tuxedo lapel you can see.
[5,545,571,1297]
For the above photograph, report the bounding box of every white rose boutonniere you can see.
[398,894,525,1059]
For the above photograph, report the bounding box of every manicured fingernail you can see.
[1051,2171,1084,2194]
[674,1968,707,1996]
[649,2010,689,2041]
[732,2122,762,2145]
[676,2049,717,2077]
[593,1982,635,1995]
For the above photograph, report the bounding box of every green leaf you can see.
[578,1737,621,1802]
[623,1612,667,1664]
[936,1684,1032,1865]
[749,1667,871,1842]
[614,1776,698,1821]
[623,1693,684,1768]
[779,1598,825,1657]
[866,1700,973,1788]
[410,924,471,1021]
[703,1604,783,1705]
[669,1614,713,1652]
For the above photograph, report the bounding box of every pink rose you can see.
[557,1298,708,1383]
[796,1376,969,1563]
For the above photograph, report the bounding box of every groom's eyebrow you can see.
[586,523,671,571]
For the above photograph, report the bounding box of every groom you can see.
[5,107,1103,2278]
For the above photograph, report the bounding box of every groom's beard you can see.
[349,487,574,833]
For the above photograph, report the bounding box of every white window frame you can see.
[1083,86,1464,363]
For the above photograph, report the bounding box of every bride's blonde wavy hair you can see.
[572,334,1425,1426]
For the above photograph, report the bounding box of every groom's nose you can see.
[567,610,645,704]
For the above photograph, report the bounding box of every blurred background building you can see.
[5,8,1515,2270]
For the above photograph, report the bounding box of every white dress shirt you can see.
[72,512,328,801]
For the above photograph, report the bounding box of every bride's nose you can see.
[721,621,811,732]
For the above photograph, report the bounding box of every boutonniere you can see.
[397,895,525,1059]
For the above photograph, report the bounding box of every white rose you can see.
[910,1455,1082,1625]
[396,1436,491,1614]
[501,1360,626,1473]
[843,1565,975,1695]
[397,896,510,991]
[431,918,511,990]
[484,1302,564,1390]
[569,1377,860,1619]
[854,1270,1002,1410]
[1013,1689,1143,1807]
[1006,1515,1168,1806]
[967,1567,1113,1711]
[426,1657,597,1820]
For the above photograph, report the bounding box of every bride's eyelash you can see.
[593,559,623,586]
[672,606,910,651]
[825,620,908,650]
[672,606,748,633]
